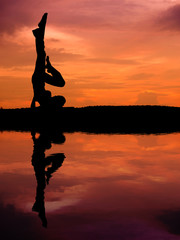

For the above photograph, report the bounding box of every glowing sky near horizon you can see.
[1,0,180,108]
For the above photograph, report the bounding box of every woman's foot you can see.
[32,28,39,37]
[45,56,52,72]
[38,13,48,37]
[32,28,45,39]
[32,13,48,39]
[38,13,48,29]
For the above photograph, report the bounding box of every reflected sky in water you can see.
[1,131,180,239]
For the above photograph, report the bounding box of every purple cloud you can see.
[156,4,180,31]
[0,0,146,34]
[0,0,34,34]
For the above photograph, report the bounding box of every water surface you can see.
[1,131,180,239]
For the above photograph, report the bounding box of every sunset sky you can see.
[1,0,180,108]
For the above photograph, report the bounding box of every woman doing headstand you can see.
[31,13,66,108]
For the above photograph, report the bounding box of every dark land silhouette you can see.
[31,130,65,227]
[1,105,180,134]
[31,13,65,109]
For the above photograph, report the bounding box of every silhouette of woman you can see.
[31,130,65,228]
[31,13,66,108]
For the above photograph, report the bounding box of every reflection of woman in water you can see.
[31,13,66,108]
[31,130,65,228]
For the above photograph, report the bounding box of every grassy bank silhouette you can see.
[1,105,180,134]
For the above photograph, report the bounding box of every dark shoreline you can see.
[1,105,180,134]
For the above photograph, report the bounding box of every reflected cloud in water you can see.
[1,132,180,239]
